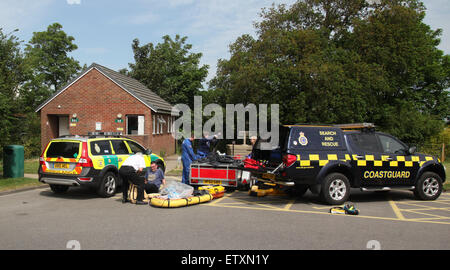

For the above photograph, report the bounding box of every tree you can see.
[24,23,81,94]
[0,28,26,151]
[127,35,209,108]
[207,0,450,144]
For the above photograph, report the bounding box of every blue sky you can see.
[1,0,449,88]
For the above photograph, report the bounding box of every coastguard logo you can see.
[298,132,308,146]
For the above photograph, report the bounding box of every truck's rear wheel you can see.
[320,173,350,205]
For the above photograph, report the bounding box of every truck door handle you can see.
[356,155,364,159]
[386,157,393,161]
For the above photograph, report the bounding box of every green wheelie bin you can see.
[3,145,24,178]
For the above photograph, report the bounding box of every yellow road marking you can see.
[225,197,284,210]
[402,209,450,219]
[408,217,450,221]
[389,199,405,220]
[398,199,450,205]
[284,199,296,210]
[208,193,232,206]
[313,205,344,210]
[205,201,450,225]
[398,207,450,212]
[395,201,440,210]
[209,191,450,225]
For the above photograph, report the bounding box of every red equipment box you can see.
[189,162,240,187]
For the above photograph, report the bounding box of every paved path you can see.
[162,154,181,173]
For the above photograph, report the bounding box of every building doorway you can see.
[58,115,69,136]
[127,115,145,135]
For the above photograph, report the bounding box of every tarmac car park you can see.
[248,123,446,205]
[38,133,165,197]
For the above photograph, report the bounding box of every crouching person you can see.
[145,161,166,194]
[119,152,147,205]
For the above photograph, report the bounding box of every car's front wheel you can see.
[320,173,350,205]
[98,172,118,198]
[413,172,443,201]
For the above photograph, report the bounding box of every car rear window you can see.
[287,127,346,151]
[348,133,382,153]
[46,142,80,158]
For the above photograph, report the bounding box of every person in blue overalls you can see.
[181,133,200,185]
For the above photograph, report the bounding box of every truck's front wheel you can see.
[413,172,443,201]
[320,173,350,205]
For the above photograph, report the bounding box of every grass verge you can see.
[443,160,449,192]
[0,177,44,193]
[0,158,40,175]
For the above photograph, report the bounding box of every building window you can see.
[167,117,170,133]
[127,115,145,135]
[153,115,156,135]
[156,115,160,134]
[158,115,166,134]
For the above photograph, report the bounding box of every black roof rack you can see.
[334,123,376,132]
[87,132,124,138]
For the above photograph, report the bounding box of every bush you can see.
[419,127,449,160]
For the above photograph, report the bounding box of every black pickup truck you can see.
[249,124,446,205]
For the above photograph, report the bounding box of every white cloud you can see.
[167,0,194,7]
[129,12,159,25]
[82,47,109,54]
[67,0,81,5]
[169,0,298,83]
[423,0,450,54]
[0,0,54,33]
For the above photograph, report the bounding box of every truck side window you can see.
[350,133,382,153]
[377,134,406,154]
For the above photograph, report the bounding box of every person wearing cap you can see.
[119,152,147,205]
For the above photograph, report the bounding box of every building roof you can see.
[35,63,174,114]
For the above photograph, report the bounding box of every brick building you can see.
[35,63,176,156]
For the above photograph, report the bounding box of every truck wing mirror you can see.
[408,146,416,155]
[145,149,152,155]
